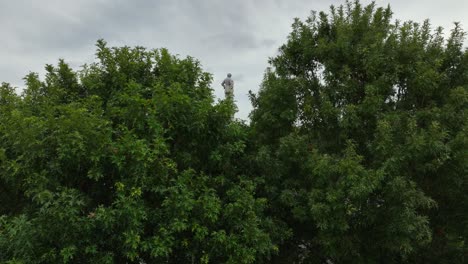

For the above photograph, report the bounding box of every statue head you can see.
[227,73,232,78]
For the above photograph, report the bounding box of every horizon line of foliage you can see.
[1,1,467,263]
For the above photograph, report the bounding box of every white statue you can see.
[221,73,234,99]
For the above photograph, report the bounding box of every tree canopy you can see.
[1,1,467,263]
[250,1,467,262]
[0,41,276,263]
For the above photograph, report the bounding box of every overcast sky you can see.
[1,0,467,120]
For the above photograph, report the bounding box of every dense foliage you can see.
[249,1,467,263]
[0,41,276,263]
[1,1,467,263]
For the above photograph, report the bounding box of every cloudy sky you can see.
[1,0,467,120]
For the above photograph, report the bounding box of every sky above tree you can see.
[1,0,467,120]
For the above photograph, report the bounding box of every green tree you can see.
[0,41,276,263]
[250,1,467,263]
[1,1,467,263]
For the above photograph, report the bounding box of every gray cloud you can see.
[203,32,276,50]
[1,0,467,120]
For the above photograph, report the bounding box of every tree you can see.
[1,1,467,263]
[0,41,277,263]
[250,1,467,263]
